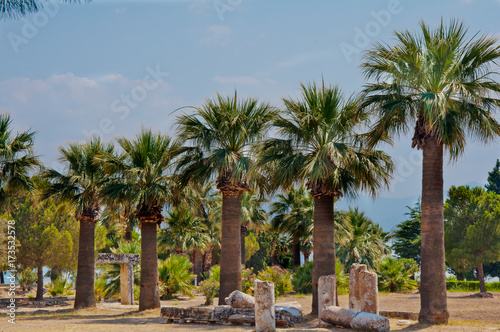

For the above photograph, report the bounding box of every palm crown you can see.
[175,92,277,192]
[361,19,500,156]
[259,83,393,197]
[99,129,177,223]
[42,138,113,221]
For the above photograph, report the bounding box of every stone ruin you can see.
[161,281,303,329]
[319,264,390,332]
[95,253,140,305]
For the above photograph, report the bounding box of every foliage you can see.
[158,255,196,299]
[245,232,260,263]
[392,201,421,264]
[292,261,313,294]
[245,232,272,272]
[198,279,219,305]
[484,262,500,279]
[486,159,500,194]
[0,113,40,209]
[446,281,500,292]
[202,265,220,283]
[257,266,293,297]
[18,268,37,291]
[336,208,391,271]
[47,277,74,297]
[377,257,418,293]
[241,267,256,295]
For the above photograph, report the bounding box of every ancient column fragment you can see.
[318,274,336,326]
[359,269,378,314]
[349,264,367,311]
[254,279,275,332]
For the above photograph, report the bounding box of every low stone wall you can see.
[0,297,70,308]
[161,305,302,327]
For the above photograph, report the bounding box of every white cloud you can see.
[200,24,232,47]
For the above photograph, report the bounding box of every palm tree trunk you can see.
[419,139,449,324]
[240,225,247,265]
[139,221,160,311]
[311,195,336,315]
[478,263,486,293]
[202,244,213,273]
[192,249,204,283]
[218,191,242,305]
[74,219,96,309]
[124,224,132,242]
[36,263,44,301]
[0,271,4,284]
[271,254,278,266]
[292,237,301,270]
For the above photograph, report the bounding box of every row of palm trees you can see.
[3,19,500,324]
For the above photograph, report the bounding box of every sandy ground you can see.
[1,291,499,331]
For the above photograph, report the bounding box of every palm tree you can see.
[42,138,113,309]
[99,129,177,311]
[175,92,276,304]
[270,185,313,270]
[361,19,500,324]
[336,208,390,271]
[258,82,394,314]
[0,113,40,209]
[1,0,90,19]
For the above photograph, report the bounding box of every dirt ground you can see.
[1,291,499,331]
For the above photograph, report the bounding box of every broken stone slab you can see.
[321,306,390,332]
[255,279,275,332]
[275,302,302,318]
[161,305,302,327]
[225,290,256,308]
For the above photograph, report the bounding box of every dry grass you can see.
[1,289,499,331]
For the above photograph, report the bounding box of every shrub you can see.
[377,257,418,293]
[158,255,196,299]
[258,266,293,297]
[292,261,313,294]
[47,277,73,297]
[18,269,37,291]
[446,280,500,292]
[199,279,219,305]
[242,267,256,295]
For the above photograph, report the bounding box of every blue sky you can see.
[1,0,500,205]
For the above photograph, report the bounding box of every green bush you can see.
[199,279,219,305]
[47,277,73,297]
[18,269,37,291]
[242,267,256,295]
[158,255,196,299]
[292,261,313,294]
[258,266,293,297]
[446,280,500,292]
[377,257,418,293]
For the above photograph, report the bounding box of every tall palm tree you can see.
[270,185,313,270]
[336,208,390,271]
[258,82,394,314]
[175,92,276,304]
[361,19,500,324]
[99,129,177,311]
[0,113,40,209]
[42,138,113,309]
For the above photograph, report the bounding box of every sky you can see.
[1,0,500,221]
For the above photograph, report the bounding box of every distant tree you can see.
[7,193,78,300]
[486,160,500,194]
[392,201,421,264]
[484,262,500,279]
[336,208,391,271]
[444,186,500,293]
